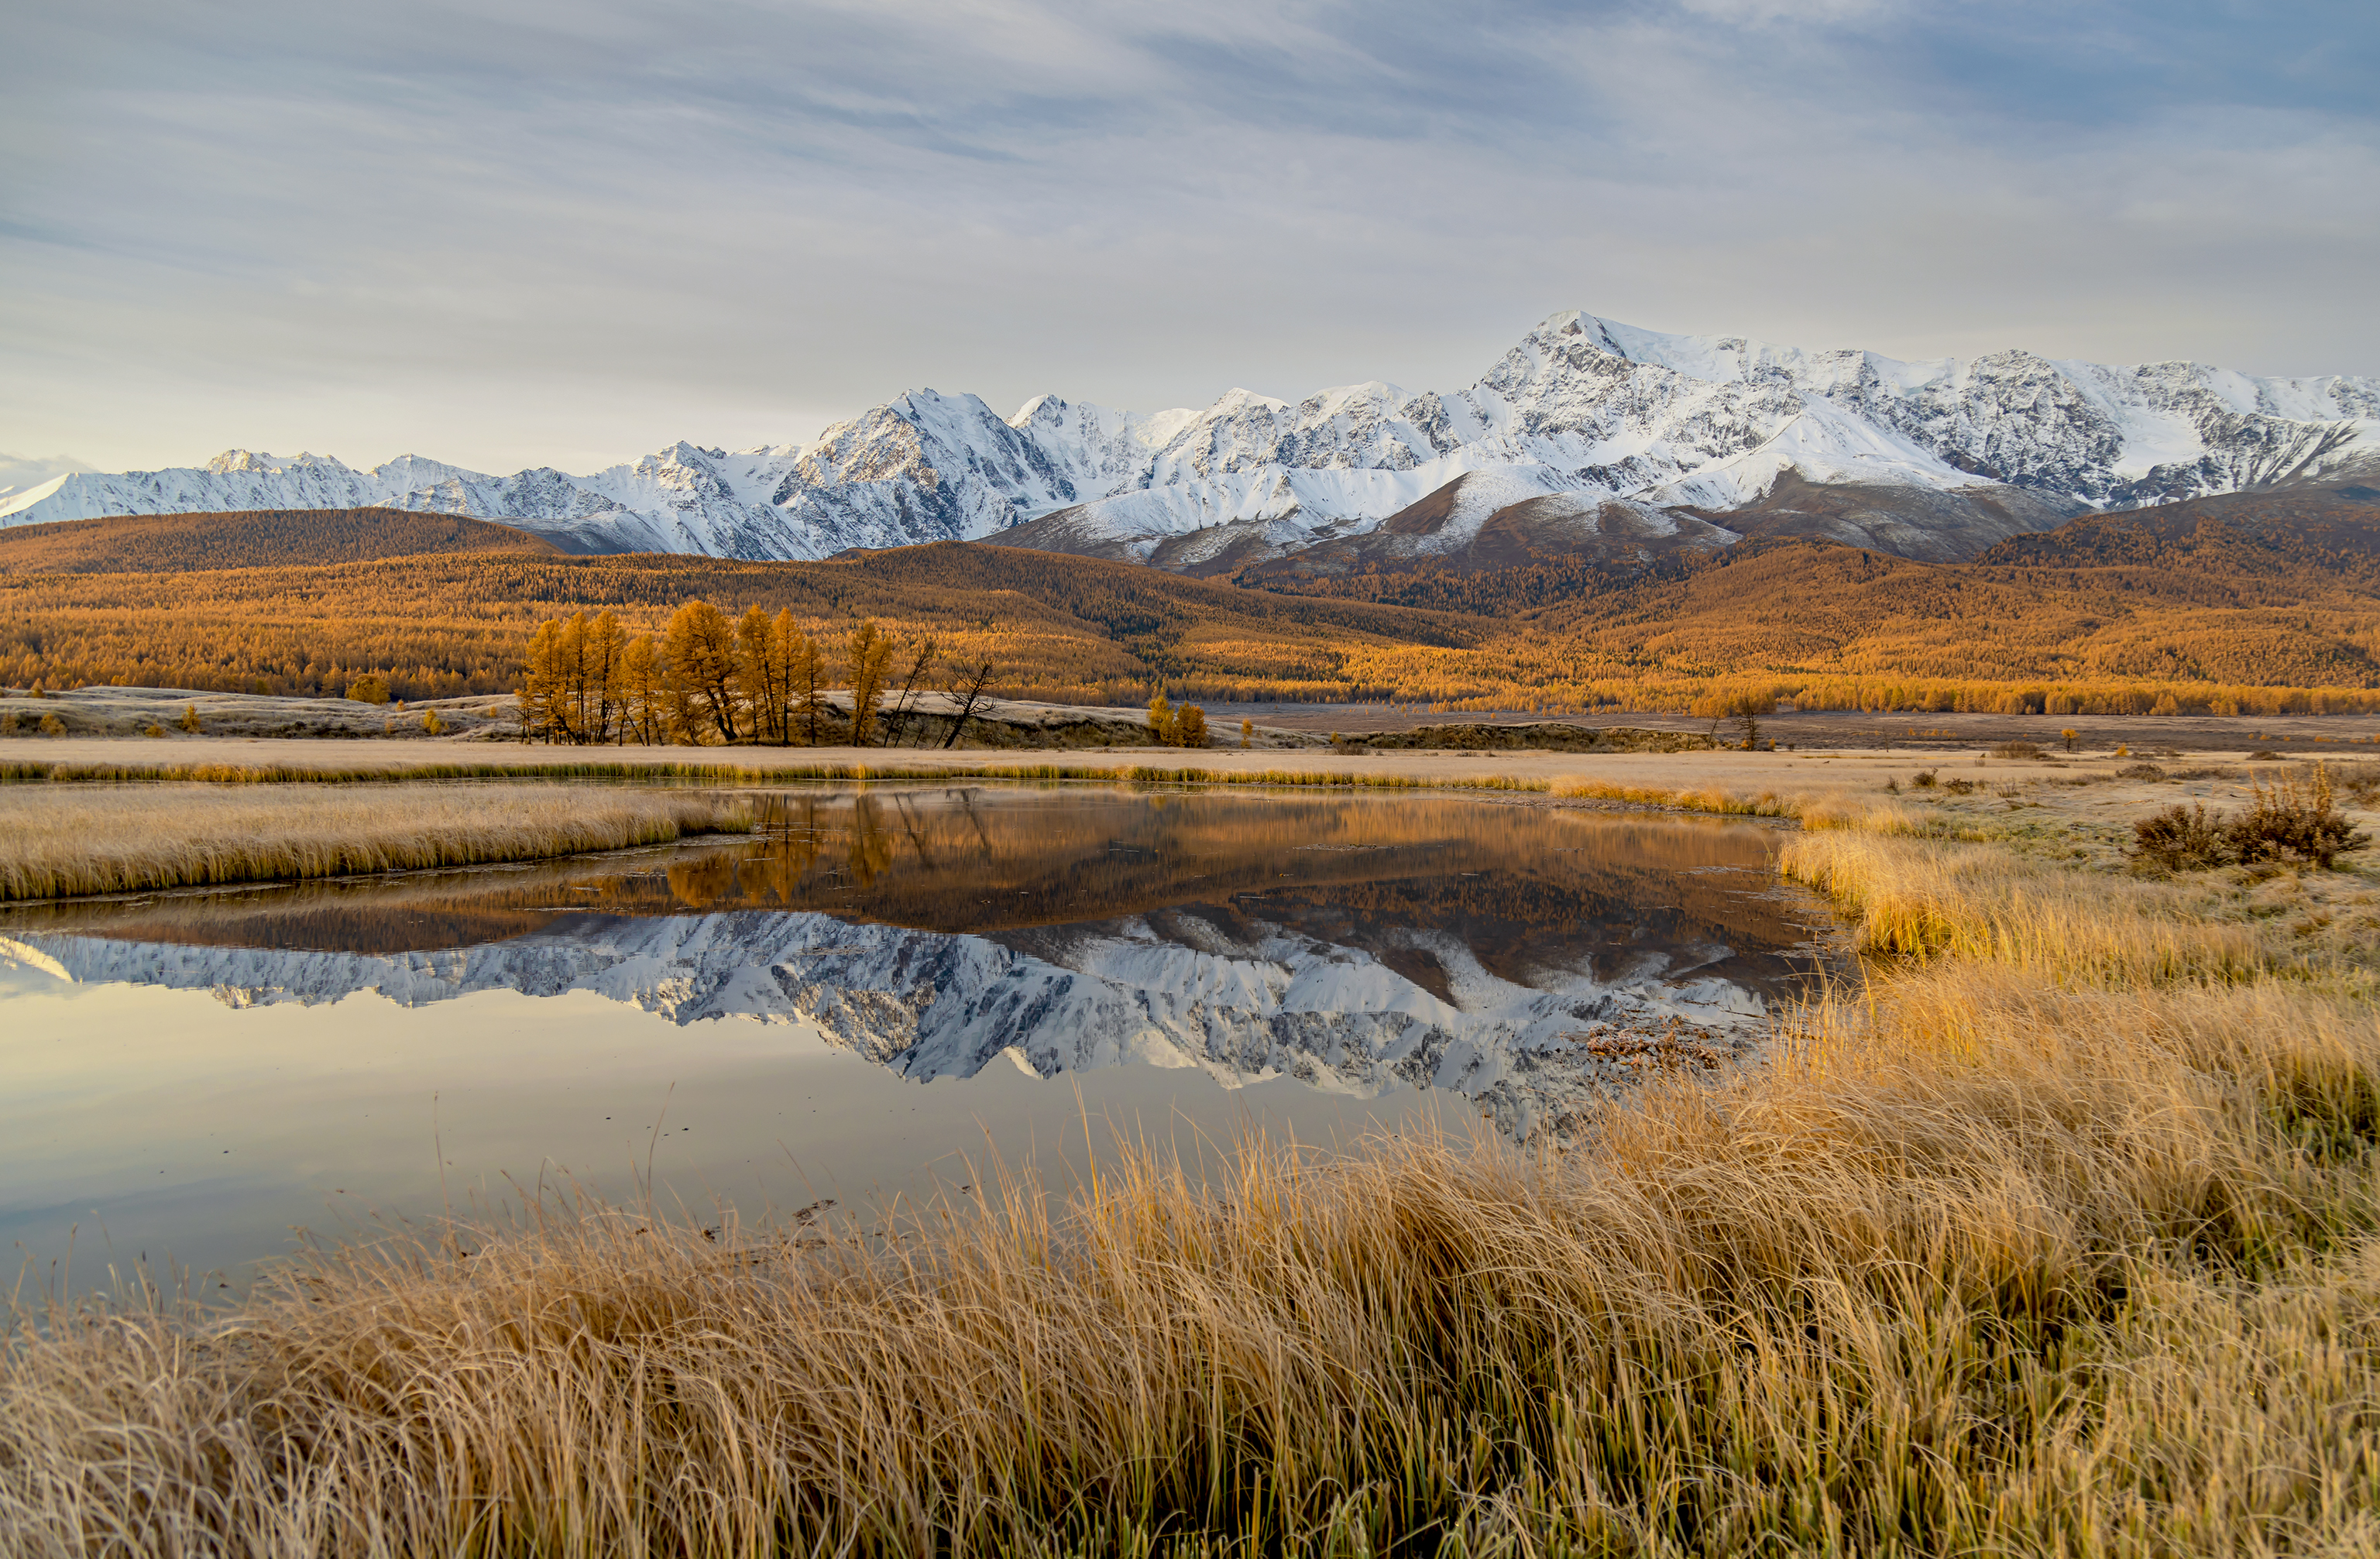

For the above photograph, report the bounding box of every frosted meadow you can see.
[4,770,2378,1552]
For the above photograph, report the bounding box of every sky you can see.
[4,0,2375,482]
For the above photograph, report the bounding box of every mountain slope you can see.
[8,313,2375,567]
[0,507,558,575]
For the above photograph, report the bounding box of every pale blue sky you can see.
[5,0,2374,476]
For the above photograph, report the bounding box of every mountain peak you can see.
[12,313,2378,562]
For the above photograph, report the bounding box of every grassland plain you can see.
[0,785,757,899]
[4,760,2378,1554]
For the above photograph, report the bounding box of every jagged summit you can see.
[8,313,2374,566]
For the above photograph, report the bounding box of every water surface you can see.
[1,785,1837,1289]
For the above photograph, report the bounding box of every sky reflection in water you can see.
[0,786,1839,1289]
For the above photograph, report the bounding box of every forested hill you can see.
[1972,485,2380,576]
[0,507,559,575]
[1241,485,2380,618]
[0,530,1478,705]
[1,500,2374,710]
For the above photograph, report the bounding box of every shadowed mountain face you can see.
[1671,472,2085,564]
[1972,482,2380,571]
[0,506,558,574]
[3,788,1840,1132]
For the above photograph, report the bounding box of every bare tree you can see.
[942,659,996,749]
[881,636,939,747]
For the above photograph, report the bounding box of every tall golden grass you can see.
[1781,827,2268,985]
[0,785,757,900]
[5,802,2378,1552]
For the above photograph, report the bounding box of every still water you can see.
[0,786,1839,1289]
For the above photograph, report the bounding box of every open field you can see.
[5,767,2378,1553]
[5,727,2373,795]
[8,682,2379,755]
[0,784,756,900]
[1206,701,2380,752]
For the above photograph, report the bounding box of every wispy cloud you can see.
[2,1,2372,472]
[0,454,94,499]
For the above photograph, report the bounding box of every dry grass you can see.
[0,785,757,899]
[1781,827,2268,985]
[5,802,2379,1554]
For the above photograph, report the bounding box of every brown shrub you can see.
[2230,766,2371,870]
[2130,802,2235,873]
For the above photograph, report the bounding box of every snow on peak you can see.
[11,313,2376,556]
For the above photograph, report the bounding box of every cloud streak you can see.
[3,0,2374,473]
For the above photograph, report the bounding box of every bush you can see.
[2131,802,2234,872]
[1911,769,1937,789]
[2231,766,2370,870]
[2127,765,2370,874]
[38,713,64,737]
[1991,740,2044,760]
[178,702,201,733]
[422,709,447,736]
[346,675,390,705]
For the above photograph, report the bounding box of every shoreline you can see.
[5,736,2377,901]
[7,770,2377,1551]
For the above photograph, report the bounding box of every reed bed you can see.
[1124,765,1545,792]
[2,757,1092,787]
[0,785,757,900]
[1781,826,2265,985]
[5,757,1557,793]
[7,809,2379,1554]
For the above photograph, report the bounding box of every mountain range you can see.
[7,311,2376,570]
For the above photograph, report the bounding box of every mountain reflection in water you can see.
[5,788,1838,1135]
[0,788,1855,1289]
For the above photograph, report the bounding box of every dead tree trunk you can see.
[942,660,995,749]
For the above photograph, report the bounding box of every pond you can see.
[0,785,1841,1292]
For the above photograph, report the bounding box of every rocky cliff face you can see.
[9,311,2371,565]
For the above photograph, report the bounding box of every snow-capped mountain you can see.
[1,904,1770,1135]
[8,311,2374,565]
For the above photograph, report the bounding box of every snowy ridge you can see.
[9,311,2375,562]
[2,906,1764,1131]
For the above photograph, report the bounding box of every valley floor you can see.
[5,761,2379,1553]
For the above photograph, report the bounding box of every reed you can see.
[4,811,2377,1554]
[0,785,757,900]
